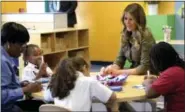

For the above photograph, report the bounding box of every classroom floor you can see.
[90,64,103,72]
[90,63,164,112]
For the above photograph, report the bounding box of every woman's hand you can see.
[108,69,122,76]
[100,64,120,75]
[23,82,42,93]
[20,80,30,87]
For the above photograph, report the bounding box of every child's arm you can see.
[39,63,53,77]
[106,92,116,103]
[142,75,159,98]
[144,72,176,99]
[105,92,117,111]
[90,79,117,106]
[33,71,43,80]
[46,66,53,76]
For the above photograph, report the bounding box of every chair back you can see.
[39,104,71,112]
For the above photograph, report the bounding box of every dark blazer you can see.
[59,1,78,27]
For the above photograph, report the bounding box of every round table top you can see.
[32,72,146,102]
[90,72,146,102]
[115,75,146,102]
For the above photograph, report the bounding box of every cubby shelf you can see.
[19,28,89,71]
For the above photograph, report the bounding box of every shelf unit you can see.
[19,28,89,72]
[2,13,67,30]
[156,40,184,45]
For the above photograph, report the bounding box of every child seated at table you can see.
[143,42,185,112]
[45,57,116,111]
[21,44,53,82]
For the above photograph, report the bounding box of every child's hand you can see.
[38,62,48,77]
[144,75,157,80]
[34,63,50,80]
[142,75,157,86]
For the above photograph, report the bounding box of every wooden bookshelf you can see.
[68,48,89,65]
[19,28,89,72]
[78,29,89,47]
[44,51,68,70]
[40,33,55,54]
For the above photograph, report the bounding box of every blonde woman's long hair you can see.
[121,3,147,45]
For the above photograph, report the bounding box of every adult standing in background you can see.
[48,0,78,27]
[48,0,60,12]
[101,3,156,76]
[59,0,78,27]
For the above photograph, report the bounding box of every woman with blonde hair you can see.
[101,3,156,76]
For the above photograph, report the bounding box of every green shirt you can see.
[114,28,156,75]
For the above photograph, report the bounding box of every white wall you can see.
[26,0,45,13]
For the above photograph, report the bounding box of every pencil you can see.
[147,70,150,78]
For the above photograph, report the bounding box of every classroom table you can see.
[32,72,149,112]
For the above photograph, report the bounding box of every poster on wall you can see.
[45,0,60,12]
[177,3,184,19]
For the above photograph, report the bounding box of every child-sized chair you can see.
[39,104,71,112]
